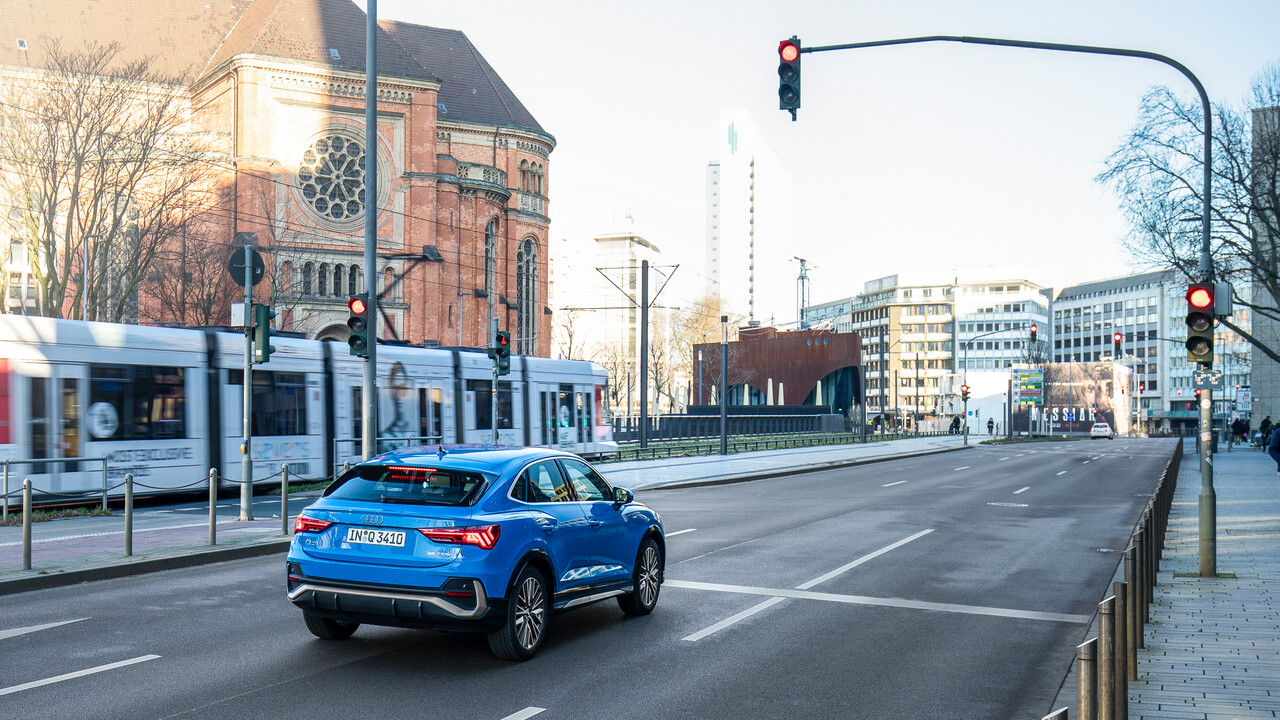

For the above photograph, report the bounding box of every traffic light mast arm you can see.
[796,33,1213,283]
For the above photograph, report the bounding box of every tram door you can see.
[556,384,576,449]
[27,365,82,480]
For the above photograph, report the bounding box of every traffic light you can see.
[1029,324,1037,343]
[347,294,370,358]
[960,384,970,402]
[1185,283,1215,364]
[493,329,511,375]
[1113,332,1122,358]
[253,303,276,364]
[1139,382,1145,393]
[777,37,801,120]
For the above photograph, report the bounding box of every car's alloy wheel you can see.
[489,566,548,660]
[303,612,359,640]
[619,538,662,616]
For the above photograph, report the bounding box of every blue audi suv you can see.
[286,445,664,660]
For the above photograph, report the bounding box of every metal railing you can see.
[1042,437,1181,720]
[4,461,349,573]
[3,457,110,519]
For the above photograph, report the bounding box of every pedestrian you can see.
[987,417,994,436]
[1261,415,1273,442]
[1268,425,1280,478]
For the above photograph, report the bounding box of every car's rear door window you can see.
[327,465,486,506]
[559,459,611,501]
[513,460,572,503]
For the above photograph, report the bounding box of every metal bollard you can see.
[124,474,134,557]
[1098,596,1116,720]
[3,460,8,522]
[1126,546,1142,653]
[1042,709,1068,720]
[22,479,32,571]
[1134,527,1148,625]
[281,464,290,536]
[1113,582,1129,718]
[208,468,217,546]
[1077,637,1098,720]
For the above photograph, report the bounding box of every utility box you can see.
[230,302,249,328]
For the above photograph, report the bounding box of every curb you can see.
[641,444,972,490]
[0,537,293,596]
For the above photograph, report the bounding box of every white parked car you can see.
[1089,422,1115,440]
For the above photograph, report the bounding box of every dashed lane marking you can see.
[0,655,160,697]
[666,528,697,537]
[499,708,546,720]
[954,466,970,471]
[1014,487,1031,495]
[0,618,89,642]
[882,480,907,487]
[1056,471,1068,476]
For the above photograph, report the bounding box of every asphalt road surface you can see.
[2,438,1173,720]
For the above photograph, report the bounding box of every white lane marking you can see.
[666,528,697,537]
[0,521,272,547]
[0,618,89,642]
[1083,460,1091,464]
[0,655,160,697]
[882,480,907,487]
[500,708,546,720]
[666,580,1088,624]
[954,466,970,471]
[1056,471,1068,476]
[682,597,786,642]
[998,457,1010,461]
[988,502,1029,508]
[797,529,935,590]
[1013,487,1031,495]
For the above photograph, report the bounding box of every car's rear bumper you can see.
[287,566,505,632]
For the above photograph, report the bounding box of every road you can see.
[1,438,1172,719]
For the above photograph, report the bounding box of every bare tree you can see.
[1098,64,1280,362]
[554,308,588,360]
[593,341,635,415]
[143,216,237,326]
[0,40,220,322]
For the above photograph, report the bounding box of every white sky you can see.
[371,0,1279,323]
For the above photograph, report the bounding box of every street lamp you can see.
[719,315,728,455]
[961,327,1010,445]
[82,233,102,321]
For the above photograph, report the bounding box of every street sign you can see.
[228,247,265,287]
[1192,368,1224,390]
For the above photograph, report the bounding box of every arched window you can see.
[384,267,397,302]
[318,264,328,297]
[484,219,498,299]
[535,164,544,195]
[303,262,314,296]
[519,160,529,192]
[333,265,344,296]
[516,237,538,354]
[349,266,360,296]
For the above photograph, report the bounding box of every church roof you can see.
[0,0,542,135]
[378,21,546,137]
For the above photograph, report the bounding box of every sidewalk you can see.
[1048,444,1280,718]
[0,434,969,595]
[1127,447,1280,719]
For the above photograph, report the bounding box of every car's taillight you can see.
[294,514,332,534]
[419,524,500,550]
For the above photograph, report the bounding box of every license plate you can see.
[345,527,407,547]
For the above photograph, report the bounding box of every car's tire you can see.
[303,612,359,640]
[488,565,549,661]
[618,537,662,616]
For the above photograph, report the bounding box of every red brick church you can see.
[1,0,553,355]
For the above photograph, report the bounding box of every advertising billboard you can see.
[1010,363,1132,436]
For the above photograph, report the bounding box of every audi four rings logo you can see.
[360,515,385,525]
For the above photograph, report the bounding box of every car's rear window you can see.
[326,465,487,506]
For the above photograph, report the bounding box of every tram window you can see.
[419,387,442,442]
[468,380,512,430]
[89,364,186,441]
[254,372,306,436]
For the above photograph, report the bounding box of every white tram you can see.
[0,316,615,503]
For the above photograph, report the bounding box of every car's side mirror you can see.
[612,487,634,506]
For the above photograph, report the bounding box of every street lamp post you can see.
[82,233,102,321]
[962,327,1010,446]
[719,315,728,455]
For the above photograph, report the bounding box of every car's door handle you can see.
[537,520,555,533]
[589,520,603,529]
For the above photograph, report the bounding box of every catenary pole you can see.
[362,0,379,459]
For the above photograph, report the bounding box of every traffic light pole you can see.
[361,0,379,460]
[800,31,1217,575]
[240,244,254,521]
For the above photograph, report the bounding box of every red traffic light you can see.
[961,385,970,393]
[1186,285,1213,309]
[1113,332,1122,343]
[779,40,799,63]
[348,296,367,315]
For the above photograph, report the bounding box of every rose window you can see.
[297,135,366,223]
